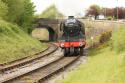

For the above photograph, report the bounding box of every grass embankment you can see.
[62,26,125,83]
[0,20,47,64]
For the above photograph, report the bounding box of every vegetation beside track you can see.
[0,20,47,64]
[62,25,125,83]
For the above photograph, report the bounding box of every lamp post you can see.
[116,0,119,20]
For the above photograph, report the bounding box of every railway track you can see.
[0,55,80,83]
[0,43,81,83]
[0,43,57,73]
[0,43,59,81]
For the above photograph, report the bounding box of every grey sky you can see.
[32,0,125,16]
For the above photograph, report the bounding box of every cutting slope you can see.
[0,20,47,64]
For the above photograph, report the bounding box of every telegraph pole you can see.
[105,8,106,18]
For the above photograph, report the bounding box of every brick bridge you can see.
[35,18,61,41]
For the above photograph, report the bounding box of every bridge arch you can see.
[36,25,57,41]
[34,18,60,41]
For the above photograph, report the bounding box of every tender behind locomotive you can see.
[59,16,86,56]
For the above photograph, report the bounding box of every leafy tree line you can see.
[86,4,125,20]
[39,5,64,19]
[101,7,125,19]
[0,0,35,33]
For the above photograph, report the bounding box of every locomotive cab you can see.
[59,16,86,56]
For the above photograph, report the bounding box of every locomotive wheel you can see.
[64,49,67,56]
[64,48,69,56]
[80,47,83,56]
[69,47,74,55]
[74,48,79,55]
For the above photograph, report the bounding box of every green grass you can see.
[0,20,47,64]
[62,25,125,83]
[62,46,125,83]
[110,25,125,53]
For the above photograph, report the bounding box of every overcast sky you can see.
[32,0,125,16]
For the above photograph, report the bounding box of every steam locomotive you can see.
[59,16,86,56]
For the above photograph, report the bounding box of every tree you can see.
[113,7,125,19]
[2,0,35,33]
[86,4,101,19]
[101,7,125,19]
[19,0,35,33]
[2,0,24,23]
[0,0,8,20]
[40,5,64,19]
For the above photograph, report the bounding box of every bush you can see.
[107,16,114,20]
[99,31,112,43]
[110,26,125,52]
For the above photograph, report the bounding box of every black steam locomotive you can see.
[59,16,86,56]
